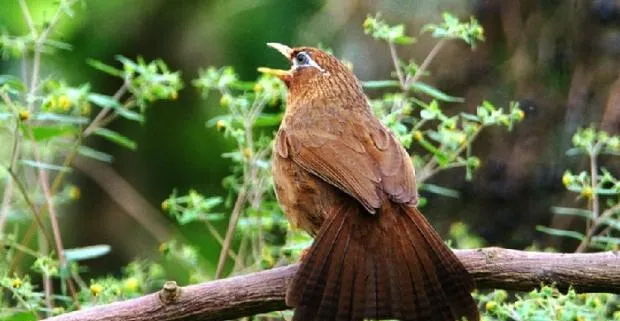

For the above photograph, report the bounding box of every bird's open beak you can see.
[258,42,293,81]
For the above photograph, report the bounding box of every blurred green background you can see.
[1,0,619,281]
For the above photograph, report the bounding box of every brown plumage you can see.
[261,43,479,321]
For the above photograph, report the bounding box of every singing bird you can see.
[260,43,479,321]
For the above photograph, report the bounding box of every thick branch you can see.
[44,247,619,321]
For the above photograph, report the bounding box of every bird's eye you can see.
[295,52,310,65]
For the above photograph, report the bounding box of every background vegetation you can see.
[0,1,618,320]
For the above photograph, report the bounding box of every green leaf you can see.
[393,35,416,45]
[591,236,620,245]
[86,59,123,77]
[536,226,585,241]
[0,75,26,91]
[550,206,594,219]
[65,244,111,261]
[254,113,283,127]
[362,80,401,89]
[78,145,114,162]
[20,160,72,172]
[409,82,464,102]
[421,183,460,198]
[93,128,137,150]
[27,125,78,142]
[31,113,89,124]
[88,93,144,122]
[599,217,620,231]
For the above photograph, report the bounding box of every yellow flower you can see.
[243,147,252,159]
[562,172,572,187]
[413,130,424,141]
[80,102,92,116]
[58,95,72,111]
[90,283,103,296]
[485,300,497,312]
[161,200,169,211]
[581,186,593,200]
[11,278,22,289]
[18,110,30,121]
[219,94,232,107]
[216,120,226,131]
[124,277,139,292]
[253,83,263,93]
[68,185,81,200]
[516,109,525,121]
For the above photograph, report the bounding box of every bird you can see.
[260,42,479,321]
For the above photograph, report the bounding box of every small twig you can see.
[24,126,80,306]
[82,83,128,136]
[5,167,53,246]
[576,142,603,253]
[215,186,247,278]
[40,232,54,317]
[388,42,406,89]
[24,0,79,112]
[404,39,446,89]
[18,0,37,38]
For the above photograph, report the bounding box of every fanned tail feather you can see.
[286,201,480,321]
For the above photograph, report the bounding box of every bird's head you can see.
[259,43,363,101]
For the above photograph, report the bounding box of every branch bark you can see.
[44,247,620,321]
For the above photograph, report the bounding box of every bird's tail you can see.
[286,200,479,321]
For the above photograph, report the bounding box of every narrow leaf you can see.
[421,183,460,198]
[254,113,283,127]
[0,75,26,91]
[27,125,78,142]
[65,245,111,261]
[550,206,594,219]
[88,93,144,122]
[86,59,123,77]
[536,226,585,241]
[93,128,137,150]
[20,160,72,172]
[78,145,114,162]
[32,113,89,124]
[362,80,401,89]
[409,82,464,102]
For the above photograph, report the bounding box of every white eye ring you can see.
[292,51,325,73]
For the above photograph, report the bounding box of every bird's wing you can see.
[275,101,417,213]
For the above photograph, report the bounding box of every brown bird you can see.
[260,43,479,321]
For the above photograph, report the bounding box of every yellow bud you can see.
[52,307,65,315]
[562,173,572,187]
[216,120,226,131]
[68,185,81,200]
[170,91,178,100]
[11,278,22,288]
[485,300,497,312]
[243,147,252,159]
[253,83,263,93]
[413,130,424,141]
[516,109,525,121]
[80,102,92,116]
[124,277,139,292]
[161,200,169,211]
[18,110,30,121]
[220,94,232,107]
[58,95,72,111]
[90,283,103,296]
[581,186,593,200]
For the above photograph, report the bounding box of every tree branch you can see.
[43,247,620,321]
